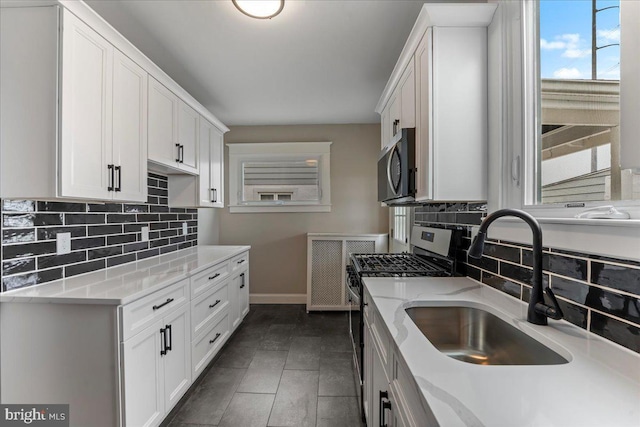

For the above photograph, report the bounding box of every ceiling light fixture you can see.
[232,0,284,20]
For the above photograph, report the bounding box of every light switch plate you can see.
[141,226,149,242]
[182,222,188,236]
[56,232,71,255]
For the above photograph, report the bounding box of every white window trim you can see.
[487,0,640,261]
[227,142,332,213]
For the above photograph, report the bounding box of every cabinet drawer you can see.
[230,252,248,273]
[191,280,229,337]
[190,261,229,299]
[192,312,229,377]
[121,279,189,341]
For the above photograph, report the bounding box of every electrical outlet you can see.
[141,226,149,242]
[182,222,188,236]
[56,232,71,255]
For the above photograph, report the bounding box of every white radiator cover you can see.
[306,233,388,311]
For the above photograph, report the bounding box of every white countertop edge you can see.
[363,276,640,427]
[0,245,251,305]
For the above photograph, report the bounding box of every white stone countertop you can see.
[364,276,640,427]
[0,245,250,305]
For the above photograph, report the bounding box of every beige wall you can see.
[217,124,388,297]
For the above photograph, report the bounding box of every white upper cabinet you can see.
[59,11,114,200]
[376,3,497,202]
[148,76,199,175]
[380,57,415,149]
[0,2,227,203]
[148,77,180,168]
[169,116,224,208]
[112,49,148,202]
[178,101,199,173]
[0,7,148,202]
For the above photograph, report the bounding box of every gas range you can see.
[350,252,449,277]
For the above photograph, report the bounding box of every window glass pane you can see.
[537,0,638,204]
[241,158,320,203]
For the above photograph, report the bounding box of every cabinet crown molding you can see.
[375,3,498,114]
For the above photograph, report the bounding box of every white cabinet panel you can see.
[178,100,199,173]
[60,10,113,200]
[148,76,179,167]
[162,303,191,411]
[210,128,224,208]
[148,76,200,176]
[112,49,148,202]
[122,320,164,427]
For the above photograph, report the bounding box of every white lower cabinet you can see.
[364,292,432,427]
[122,298,191,427]
[0,250,249,427]
[122,319,164,427]
[229,267,249,330]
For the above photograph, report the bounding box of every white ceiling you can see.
[85,0,425,126]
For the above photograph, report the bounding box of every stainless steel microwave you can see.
[378,128,416,204]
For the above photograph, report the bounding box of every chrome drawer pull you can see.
[209,333,221,344]
[209,299,221,309]
[209,273,221,280]
[152,298,174,311]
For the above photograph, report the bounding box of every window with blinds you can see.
[228,142,332,213]
[242,159,320,203]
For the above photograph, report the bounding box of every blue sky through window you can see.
[540,0,620,80]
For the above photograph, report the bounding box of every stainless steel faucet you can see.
[468,209,563,325]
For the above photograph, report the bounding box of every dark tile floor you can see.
[165,304,364,427]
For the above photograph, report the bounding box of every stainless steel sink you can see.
[405,306,569,365]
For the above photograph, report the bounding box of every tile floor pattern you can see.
[165,304,364,427]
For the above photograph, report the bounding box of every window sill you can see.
[229,204,332,213]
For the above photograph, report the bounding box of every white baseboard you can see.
[249,293,307,304]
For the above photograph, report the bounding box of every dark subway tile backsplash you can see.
[1,173,197,292]
[414,201,640,354]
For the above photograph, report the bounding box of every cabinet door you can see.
[414,29,433,201]
[381,105,391,149]
[60,10,113,200]
[363,319,373,424]
[112,49,148,202]
[210,128,224,208]
[229,273,241,331]
[239,270,249,319]
[389,92,401,138]
[122,320,164,427]
[400,57,415,129]
[178,100,199,174]
[198,118,213,207]
[372,343,390,427]
[162,303,192,412]
[148,77,179,167]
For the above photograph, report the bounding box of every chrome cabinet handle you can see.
[175,143,181,162]
[240,273,245,288]
[209,299,221,309]
[211,188,217,203]
[209,333,221,344]
[209,273,220,280]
